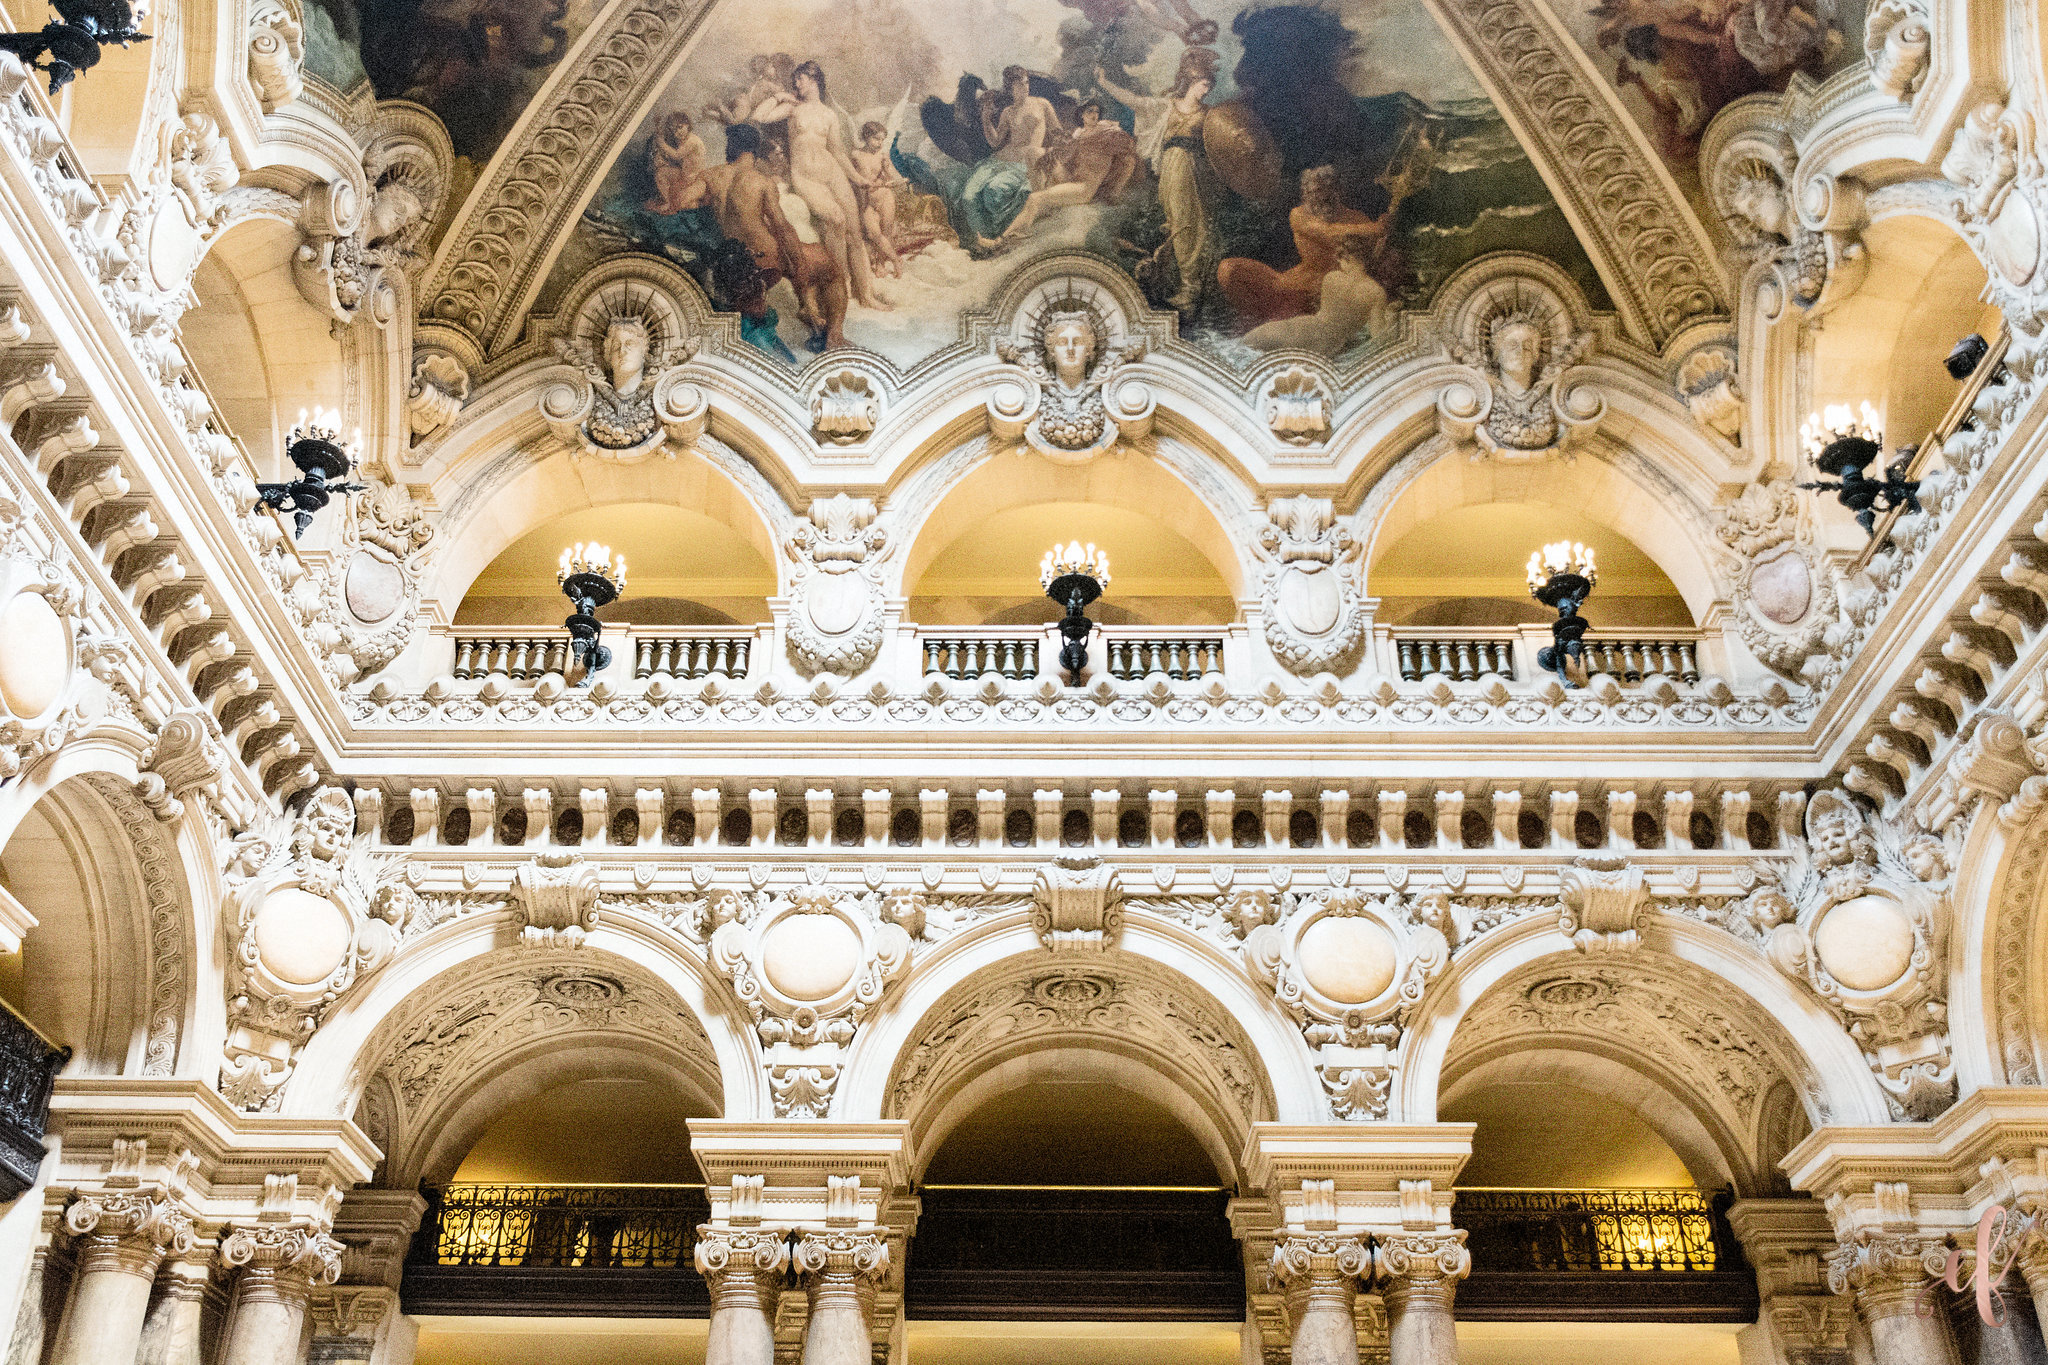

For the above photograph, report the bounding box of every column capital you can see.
[63,1190,195,1277]
[220,1224,344,1304]
[694,1227,791,1315]
[1373,1230,1471,1312]
[1825,1231,1947,1318]
[1269,1232,1370,1287]
[793,1228,890,1284]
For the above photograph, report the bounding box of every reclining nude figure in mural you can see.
[1219,164,1390,325]
[997,100,1140,244]
[748,60,892,312]
[1241,234,1394,356]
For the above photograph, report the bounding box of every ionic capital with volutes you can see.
[694,1227,791,1316]
[63,1190,195,1278]
[219,1224,344,1306]
[1373,1231,1471,1311]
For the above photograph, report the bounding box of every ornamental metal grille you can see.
[417,1184,706,1269]
[1455,1188,1726,1273]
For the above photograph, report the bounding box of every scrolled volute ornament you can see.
[1374,1231,1472,1287]
[785,495,889,678]
[219,1223,344,1287]
[1257,495,1365,676]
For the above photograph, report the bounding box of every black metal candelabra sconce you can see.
[257,411,364,540]
[557,543,625,684]
[0,0,147,95]
[1796,403,1920,541]
[1527,541,1597,688]
[1041,541,1110,687]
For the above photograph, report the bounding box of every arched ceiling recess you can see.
[1432,953,1822,1196]
[342,950,726,1187]
[322,0,1826,375]
[882,954,1278,1187]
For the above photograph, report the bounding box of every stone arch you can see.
[1400,916,1890,1150]
[420,438,789,620]
[288,917,762,1126]
[890,442,1256,613]
[844,920,1316,1184]
[1358,443,1727,623]
[1958,799,2048,1090]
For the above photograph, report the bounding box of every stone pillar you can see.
[794,1231,888,1365]
[1827,1234,1960,1365]
[1729,1199,1865,1365]
[696,1228,789,1365]
[1268,1233,1369,1365]
[218,1226,344,1365]
[48,1192,194,1365]
[137,1244,215,1365]
[1374,1232,1467,1365]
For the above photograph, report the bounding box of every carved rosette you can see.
[1032,856,1124,951]
[710,885,911,1117]
[510,852,601,948]
[219,788,409,1112]
[1257,495,1364,675]
[64,1192,195,1277]
[693,1229,791,1313]
[220,1224,345,1303]
[1244,890,1450,1119]
[785,495,889,678]
[1737,791,1953,1118]
[1714,481,1838,681]
[1557,856,1650,952]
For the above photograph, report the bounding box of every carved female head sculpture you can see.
[1044,311,1097,391]
[1728,165,1792,242]
[601,316,652,396]
[1490,315,1543,394]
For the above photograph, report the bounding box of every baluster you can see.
[656,638,675,676]
[1023,639,1038,676]
[510,639,532,679]
[1451,639,1473,680]
[1397,639,1416,680]
[455,639,476,678]
[734,639,749,676]
[999,638,1017,678]
[713,638,732,678]
[924,638,941,675]
[1678,641,1697,681]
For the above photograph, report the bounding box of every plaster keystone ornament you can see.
[510,851,601,948]
[1260,367,1331,445]
[785,495,889,678]
[543,294,705,461]
[1032,856,1125,951]
[1734,790,1955,1118]
[991,289,1151,462]
[1864,0,1930,99]
[406,353,469,440]
[1558,856,1650,952]
[1713,481,1838,682]
[218,788,411,1111]
[323,481,434,679]
[135,709,228,821]
[1257,496,1365,675]
[1715,146,1867,319]
[1244,889,1450,1119]
[1941,101,2044,289]
[709,885,910,1117]
[810,369,880,444]
[1436,283,1601,460]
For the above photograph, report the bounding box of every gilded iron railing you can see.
[1455,1188,1727,1273]
[415,1184,706,1269]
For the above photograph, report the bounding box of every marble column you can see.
[1374,1232,1468,1365]
[794,1231,887,1365]
[48,1192,193,1365]
[1268,1234,1369,1365]
[137,1244,215,1365]
[695,1229,789,1365]
[218,1226,344,1365]
[1827,1234,1960,1365]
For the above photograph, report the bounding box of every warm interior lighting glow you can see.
[1524,541,1597,592]
[1040,540,1111,591]
[288,406,362,461]
[557,542,626,591]
[1798,400,1882,459]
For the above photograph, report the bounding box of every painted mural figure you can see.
[1094,51,1219,312]
[750,61,894,312]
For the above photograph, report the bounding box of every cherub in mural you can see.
[1589,0,1840,161]
[749,60,892,311]
[1219,164,1390,324]
[1095,48,1221,312]
[998,100,1141,243]
[850,122,907,277]
[703,52,798,127]
[643,111,711,215]
[1241,234,1394,355]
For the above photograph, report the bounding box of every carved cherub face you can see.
[1729,170,1791,240]
[1492,319,1542,392]
[1807,801,1863,869]
[1045,317,1096,389]
[602,318,651,394]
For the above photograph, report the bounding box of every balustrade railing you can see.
[0,999,66,1201]
[633,632,751,681]
[415,1183,705,1268]
[1103,634,1224,681]
[922,633,1040,680]
[1389,628,1704,685]
[451,632,574,682]
[1394,634,1518,682]
[1581,637,1701,684]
